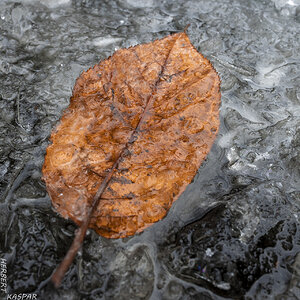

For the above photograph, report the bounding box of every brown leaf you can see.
[42,32,220,240]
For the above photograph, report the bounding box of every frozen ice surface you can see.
[18,0,72,8]
[0,0,299,299]
[93,36,123,47]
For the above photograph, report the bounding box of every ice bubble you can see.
[205,248,214,257]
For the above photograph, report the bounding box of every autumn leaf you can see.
[42,32,220,286]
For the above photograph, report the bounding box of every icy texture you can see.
[0,0,299,299]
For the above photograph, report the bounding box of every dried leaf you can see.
[42,32,220,239]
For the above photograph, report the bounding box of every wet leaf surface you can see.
[42,32,220,239]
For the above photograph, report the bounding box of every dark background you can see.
[0,0,299,299]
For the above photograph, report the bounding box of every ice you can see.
[21,0,71,8]
[272,0,300,8]
[0,0,299,299]
[93,36,123,47]
[123,0,156,8]
[255,62,287,89]
[217,130,237,148]
[224,95,266,124]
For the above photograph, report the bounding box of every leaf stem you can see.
[51,159,118,287]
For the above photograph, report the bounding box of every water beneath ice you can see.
[0,0,299,299]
